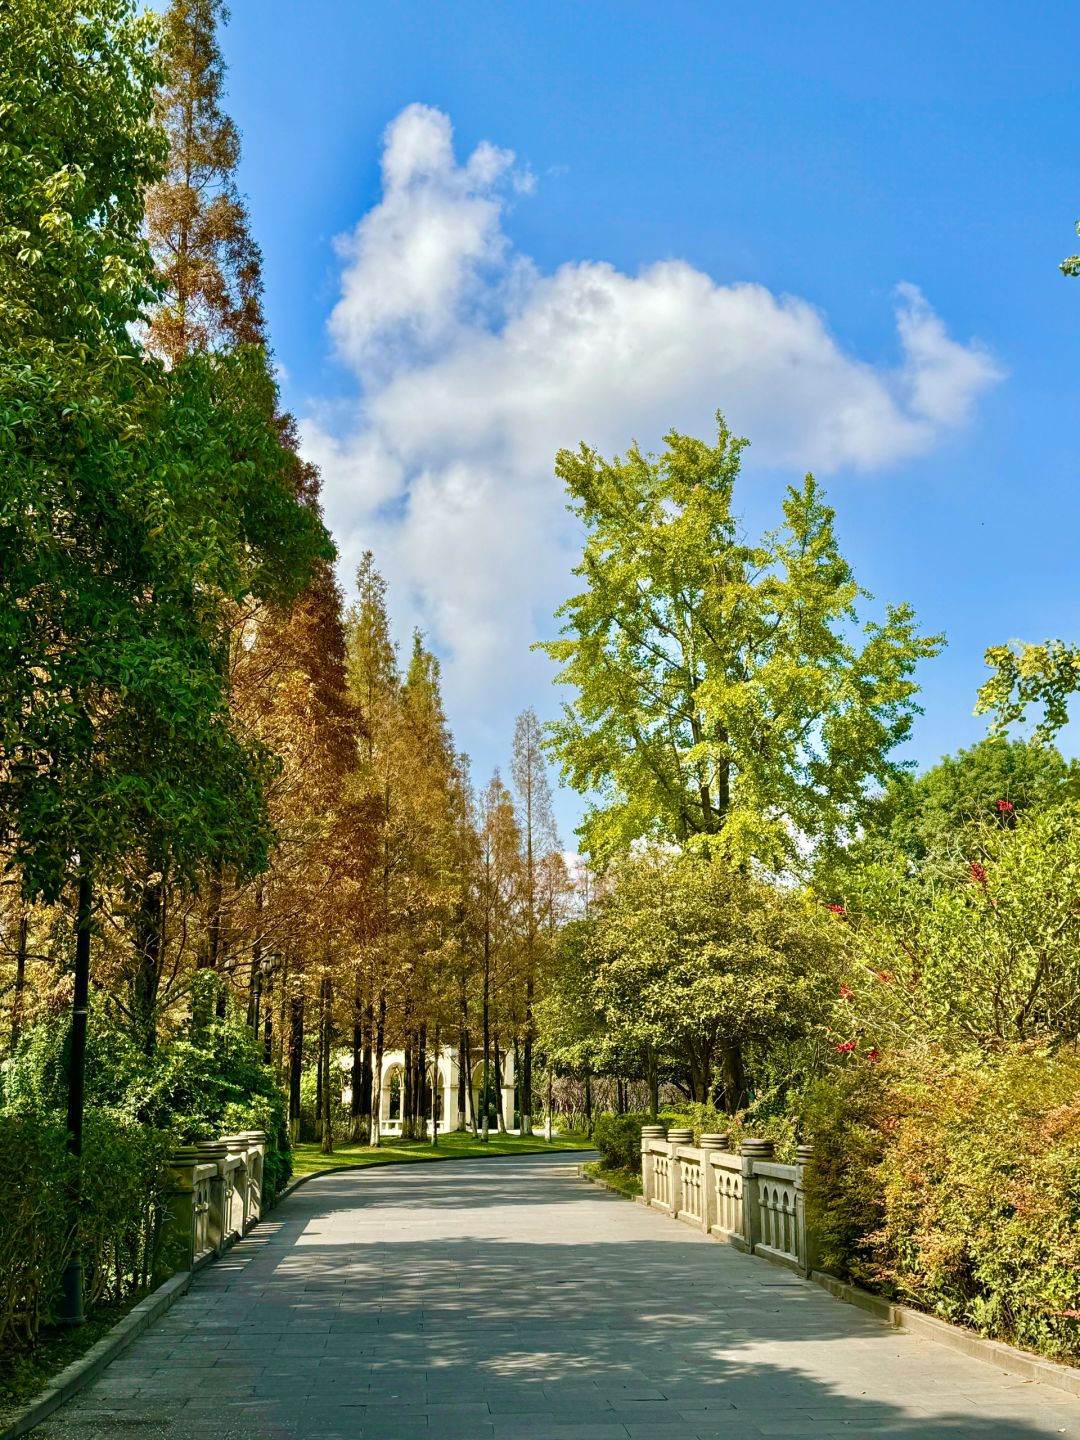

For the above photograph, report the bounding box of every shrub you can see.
[593,1111,647,1172]
[0,1110,171,1360]
[804,1043,1080,1363]
[0,1114,70,1354]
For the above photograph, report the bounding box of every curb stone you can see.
[0,1271,192,1440]
[581,1169,1080,1403]
[813,1271,1080,1401]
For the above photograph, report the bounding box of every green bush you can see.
[0,1114,70,1354]
[2,979,292,1204]
[0,1110,171,1361]
[804,1044,1080,1363]
[593,1111,647,1172]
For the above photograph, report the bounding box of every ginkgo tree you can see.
[539,415,943,869]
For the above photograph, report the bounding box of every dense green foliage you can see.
[592,1112,647,1172]
[539,417,941,867]
[805,1045,1080,1362]
[0,1111,170,1360]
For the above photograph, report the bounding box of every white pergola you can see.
[340,1045,517,1136]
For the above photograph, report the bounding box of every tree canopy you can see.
[539,416,943,868]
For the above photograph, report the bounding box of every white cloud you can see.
[303,103,1001,746]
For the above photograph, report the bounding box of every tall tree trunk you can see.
[431,1025,440,1148]
[544,1066,553,1141]
[58,872,93,1326]
[320,976,334,1154]
[359,996,373,1142]
[522,977,533,1135]
[247,878,263,1028]
[481,956,491,1142]
[464,1027,477,1135]
[10,907,28,1054]
[369,988,385,1147]
[584,1069,593,1136]
[647,1043,659,1120]
[402,1034,413,1140]
[493,1034,506,1133]
[132,876,163,1057]
[350,988,364,1141]
[315,981,325,1141]
[720,1041,748,1114]
[417,1024,427,1140]
[262,967,273,1065]
[288,992,304,1143]
[457,1023,468,1132]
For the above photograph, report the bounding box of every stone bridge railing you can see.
[641,1126,818,1277]
[165,1130,268,1272]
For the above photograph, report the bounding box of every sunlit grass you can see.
[290,1128,595,1176]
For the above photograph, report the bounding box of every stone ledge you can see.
[0,1271,192,1440]
[813,1271,1080,1400]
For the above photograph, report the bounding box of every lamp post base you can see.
[57,1255,84,1326]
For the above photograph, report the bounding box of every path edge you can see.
[0,1271,193,1440]
[577,1165,1080,1403]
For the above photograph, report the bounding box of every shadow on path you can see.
[35,1154,1080,1440]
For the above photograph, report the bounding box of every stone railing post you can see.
[739,1138,775,1253]
[795,1143,818,1278]
[164,1149,203,1271]
[640,1125,667,1206]
[193,1140,230,1255]
[219,1135,250,1235]
[698,1132,729,1235]
[665,1129,692,1218]
[239,1131,267,1225]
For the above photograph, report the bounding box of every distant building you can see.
[340,1045,519,1136]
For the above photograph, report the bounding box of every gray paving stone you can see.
[34,1153,1080,1440]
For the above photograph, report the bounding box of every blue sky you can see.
[214,0,1078,841]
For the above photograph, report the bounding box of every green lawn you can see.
[290,1128,595,1176]
[583,1160,643,1197]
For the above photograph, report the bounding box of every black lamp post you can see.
[57,872,92,1326]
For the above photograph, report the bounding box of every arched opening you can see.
[471,1061,500,1128]
[386,1067,403,1122]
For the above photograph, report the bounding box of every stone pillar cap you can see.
[640,1124,667,1137]
[739,1137,776,1155]
[665,1128,694,1143]
[795,1142,815,1162]
[698,1132,730,1149]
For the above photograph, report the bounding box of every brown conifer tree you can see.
[144,0,264,365]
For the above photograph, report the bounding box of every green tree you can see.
[831,736,1080,872]
[976,640,1080,742]
[538,417,942,868]
[835,803,1080,1051]
[585,849,839,1110]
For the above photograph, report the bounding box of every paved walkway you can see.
[37,1153,1080,1439]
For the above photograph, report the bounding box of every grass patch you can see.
[0,1297,140,1423]
[291,1128,595,1176]
[583,1160,643,1197]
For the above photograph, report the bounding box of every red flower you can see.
[827,903,845,915]
[971,861,988,885]
[839,984,854,1000]
[876,970,893,985]
[835,1039,857,1054]
[997,799,1014,813]
[866,1048,881,1063]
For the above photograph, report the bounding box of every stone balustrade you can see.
[165,1130,268,1271]
[641,1127,818,1277]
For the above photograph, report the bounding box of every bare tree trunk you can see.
[417,1023,427,1140]
[457,1022,468,1131]
[132,876,163,1057]
[288,992,303,1142]
[10,908,28,1054]
[521,980,533,1135]
[369,988,385,1147]
[350,987,364,1141]
[320,976,334,1155]
[494,1034,506,1134]
[402,1034,413,1141]
[360,997,373,1142]
[315,981,325,1142]
[584,1069,593,1136]
[464,1027,477,1135]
